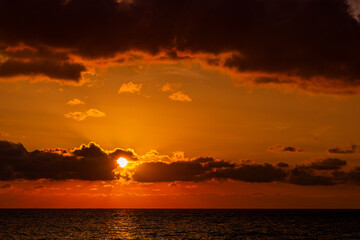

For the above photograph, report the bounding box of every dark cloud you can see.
[268,145,303,153]
[288,167,336,186]
[309,158,347,170]
[132,158,286,183]
[277,162,289,168]
[0,140,136,181]
[347,167,360,185]
[132,159,216,182]
[328,145,358,154]
[210,163,287,183]
[1,140,360,186]
[0,60,86,81]
[0,0,359,93]
[0,44,87,82]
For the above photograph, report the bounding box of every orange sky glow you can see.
[1,0,360,208]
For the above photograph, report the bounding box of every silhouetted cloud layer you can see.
[1,140,360,186]
[0,0,360,93]
[328,145,358,154]
[0,141,136,180]
[309,158,347,170]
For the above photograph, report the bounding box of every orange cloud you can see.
[65,109,105,121]
[64,111,87,121]
[67,98,85,106]
[85,109,106,118]
[118,82,142,94]
[161,83,173,92]
[169,91,192,102]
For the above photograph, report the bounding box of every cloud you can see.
[118,82,142,94]
[0,140,137,181]
[210,163,287,183]
[277,162,289,168]
[161,83,173,92]
[0,0,359,93]
[0,44,87,82]
[0,59,86,81]
[64,111,87,121]
[309,158,347,170]
[132,157,285,183]
[328,144,357,154]
[268,145,303,153]
[65,109,105,121]
[85,109,106,118]
[347,167,360,185]
[169,91,192,102]
[160,83,181,92]
[67,98,85,106]
[1,140,360,186]
[288,167,336,186]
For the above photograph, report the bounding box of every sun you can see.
[117,157,128,167]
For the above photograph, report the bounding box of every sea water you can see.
[1,209,360,239]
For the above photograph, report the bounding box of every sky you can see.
[1,0,360,208]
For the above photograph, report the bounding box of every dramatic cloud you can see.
[118,82,142,94]
[328,144,358,154]
[268,145,303,153]
[67,98,85,106]
[0,59,86,81]
[309,158,347,170]
[1,140,360,186]
[209,163,287,183]
[288,167,336,186]
[0,141,136,181]
[0,0,359,93]
[169,91,192,102]
[65,109,105,121]
[132,157,286,183]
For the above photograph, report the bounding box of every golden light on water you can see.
[117,157,128,168]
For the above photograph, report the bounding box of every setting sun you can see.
[117,157,128,168]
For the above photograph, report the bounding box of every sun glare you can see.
[117,157,128,167]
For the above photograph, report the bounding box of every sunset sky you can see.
[1,0,360,208]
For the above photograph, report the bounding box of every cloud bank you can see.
[2,140,360,186]
[0,141,136,180]
[0,0,359,94]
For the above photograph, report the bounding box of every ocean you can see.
[1,209,360,239]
